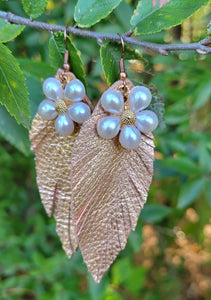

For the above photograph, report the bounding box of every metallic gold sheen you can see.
[121,110,136,125]
[30,114,78,258]
[55,99,67,114]
[30,70,92,260]
[71,78,155,283]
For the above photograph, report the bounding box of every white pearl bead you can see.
[97,116,121,139]
[129,86,152,112]
[119,125,141,149]
[68,102,91,124]
[136,110,159,133]
[55,114,74,136]
[43,77,63,100]
[64,79,85,102]
[101,89,124,114]
[38,99,58,120]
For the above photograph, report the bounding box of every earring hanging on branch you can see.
[29,29,92,258]
[71,34,159,283]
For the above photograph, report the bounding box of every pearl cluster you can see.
[97,86,158,149]
[38,77,91,136]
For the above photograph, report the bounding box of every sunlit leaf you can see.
[74,0,122,27]
[0,19,25,43]
[22,0,47,19]
[0,43,30,128]
[71,78,155,282]
[131,0,210,35]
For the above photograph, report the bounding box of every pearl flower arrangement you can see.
[97,85,159,149]
[38,77,91,136]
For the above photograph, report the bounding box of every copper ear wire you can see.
[118,34,127,81]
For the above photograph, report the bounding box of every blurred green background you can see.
[0,0,211,299]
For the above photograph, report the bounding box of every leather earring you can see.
[70,35,159,282]
[29,31,92,258]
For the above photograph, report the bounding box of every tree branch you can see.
[0,10,211,55]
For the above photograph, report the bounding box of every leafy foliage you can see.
[74,0,122,27]
[100,42,143,86]
[131,0,210,35]
[0,43,30,128]
[0,19,25,42]
[22,0,47,19]
[177,178,204,209]
[49,32,87,88]
[141,204,171,223]
[0,106,30,155]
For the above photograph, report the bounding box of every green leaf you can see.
[0,106,30,156]
[131,0,210,35]
[114,1,133,31]
[100,42,142,86]
[148,85,165,128]
[141,204,171,223]
[0,19,25,43]
[18,59,56,80]
[74,0,122,27]
[88,274,106,300]
[193,78,211,109]
[22,0,47,19]
[199,143,211,173]
[112,258,146,295]
[128,221,143,252]
[18,59,57,119]
[0,43,30,128]
[205,180,211,206]
[99,286,122,300]
[177,178,205,209]
[163,157,200,175]
[25,75,43,119]
[49,32,86,88]
[164,101,189,125]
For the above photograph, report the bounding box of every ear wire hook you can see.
[63,25,70,72]
[118,33,127,81]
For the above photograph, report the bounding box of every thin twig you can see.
[0,10,211,55]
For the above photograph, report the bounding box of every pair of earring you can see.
[30,35,159,283]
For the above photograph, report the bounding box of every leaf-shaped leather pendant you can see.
[30,70,92,258]
[71,78,155,282]
[30,114,78,257]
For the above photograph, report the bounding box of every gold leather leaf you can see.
[71,78,155,282]
[30,114,78,257]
